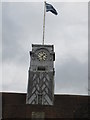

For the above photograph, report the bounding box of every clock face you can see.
[38,51,47,61]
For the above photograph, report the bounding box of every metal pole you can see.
[42,1,46,45]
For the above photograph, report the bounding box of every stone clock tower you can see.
[26,44,55,105]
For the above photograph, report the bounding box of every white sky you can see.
[1,0,90,2]
[0,1,88,95]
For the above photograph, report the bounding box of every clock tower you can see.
[26,44,55,105]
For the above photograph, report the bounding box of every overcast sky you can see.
[1,1,88,95]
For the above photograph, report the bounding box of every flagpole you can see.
[42,1,46,45]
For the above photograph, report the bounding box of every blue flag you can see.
[45,2,58,15]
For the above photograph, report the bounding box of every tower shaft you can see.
[26,44,55,105]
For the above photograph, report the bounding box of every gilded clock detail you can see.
[38,51,47,61]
